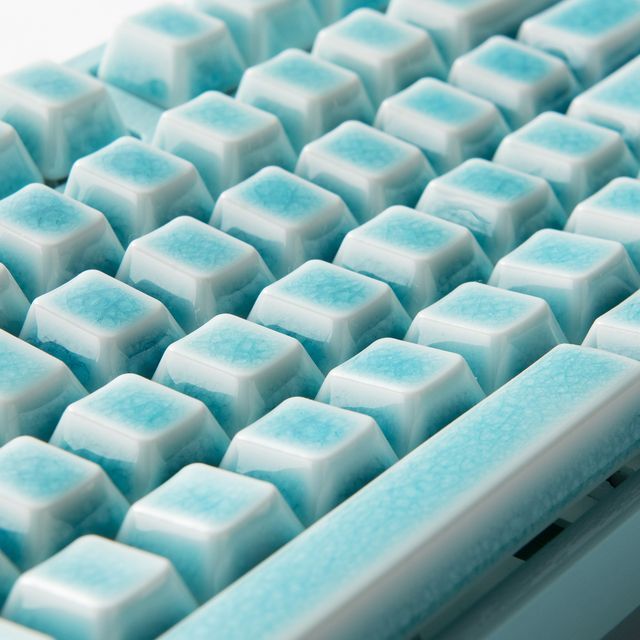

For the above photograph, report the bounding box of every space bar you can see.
[161,345,640,640]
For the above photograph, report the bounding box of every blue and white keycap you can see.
[0,264,28,335]
[65,136,213,247]
[375,78,508,175]
[98,4,244,109]
[50,375,229,502]
[2,536,196,640]
[118,464,302,602]
[0,551,18,609]
[296,120,434,222]
[317,338,484,457]
[153,313,323,437]
[21,270,183,392]
[490,229,640,343]
[221,397,397,525]
[211,167,356,279]
[0,61,125,182]
[249,260,411,374]
[0,620,52,640]
[0,121,42,199]
[313,9,445,108]
[310,0,389,25]
[117,216,273,333]
[333,206,492,317]
[153,91,295,199]
[494,112,638,211]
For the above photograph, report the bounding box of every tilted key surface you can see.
[0,121,42,200]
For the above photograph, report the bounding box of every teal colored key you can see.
[0,121,42,199]
[0,550,18,609]
[310,0,389,25]
[0,619,52,640]
[0,264,29,335]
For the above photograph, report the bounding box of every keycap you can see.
[3,535,196,640]
[333,205,492,317]
[0,61,125,181]
[211,166,356,279]
[0,185,123,301]
[448,36,578,129]
[152,91,296,199]
[490,229,640,343]
[375,78,508,175]
[21,270,184,392]
[0,264,28,336]
[0,550,18,609]
[118,464,302,602]
[313,9,445,108]
[249,260,411,374]
[493,112,638,211]
[221,397,396,525]
[0,437,127,571]
[316,338,484,457]
[50,374,229,502]
[189,0,321,65]
[518,0,640,88]
[98,4,244,109]
[0,330,85,445]
[417,158,566,263]
[296,120,434,222]
[117,216,274,333]
[0,121,42,200]
[565,177,640,272]
[310,0,389,25]
[153,313,323,437]
[162,344,640,640]
[0,620,53,640]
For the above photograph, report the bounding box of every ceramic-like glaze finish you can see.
[0,619,52,640]
[0,550,18,609]
[310,0,389,25]
[0,121,42,199]
[0,264,29,335]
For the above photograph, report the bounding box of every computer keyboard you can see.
[1,1,640,638]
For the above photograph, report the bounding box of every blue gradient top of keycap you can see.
[590,65,640,109]
[601,290,640,325]
[133,4,213,39]
[589,179,640,214]
[331,9,412,49]
[518,115,608,155]
[473,39,553,82]
[541,0,640,36]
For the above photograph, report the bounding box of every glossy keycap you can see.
[21,270,184,392]
[0,264,29,335]
[490,229,640,343]
[211,167,356,279]
[0,550,18,609]
[417,158,566,263]
[3,535,196,640]
[118,216,273,332]
[310,0,389,25]
[153,313,323,437]
[221,397,396,525]
[375,78,508,175]
[153,91,296,199]
[0,61,125,181]
[249,260,410,374]
[51,375,229,502]
[0,619,52,640]
[0,121,42,200]
[313,9,445,108]
[236,49,373,153]
[494,112,638,211]
[296,120,434,222]
[65,136,213,247]
[118,464,302,602]
[98,4,244,109]
[333,206,492,317]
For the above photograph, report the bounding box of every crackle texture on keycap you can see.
[400,82,485,125]
[519,117,607,156]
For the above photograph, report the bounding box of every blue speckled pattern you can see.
[540,0,640,36]
[133,4,212,38]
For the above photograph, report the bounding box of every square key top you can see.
[317,338,484,457]
[0,551,18,609]
[490,229,640,343]
[313,9,445,108]
[417,158,566,263]
[0,437,127,571]
[3,536,197,640]
[117,216,274,333]
[0,185,123,301]
[249,260,410,374]
[310,0,389,25]
[211,166,356,278]
[405,282,565,393]
[519,0,640,88]
[236,49,373,153]
[0,264,29,336]
[0,330,85,445]
[0,121,42,200]
[221,397,397,525]
[98,4,244,109]
[190,0,321,65]
[51,375,229,502]
[118,464,302,602]
[153,91,296,199]
[449,36,578,129]
[0,61,125,181]
[375,78,508,175]
[21,270,184,392]
[333,206,492,317]
[296,120,434,222]
[153,314,323,437]
[494,112,638,212]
